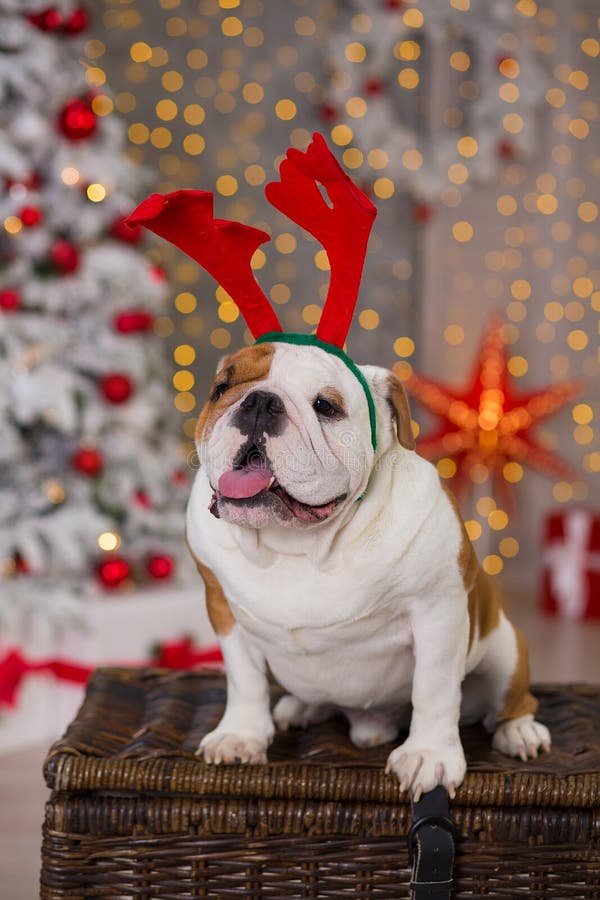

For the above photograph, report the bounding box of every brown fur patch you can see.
[386,374,416,450]
[467,568,503,651]
[319,386,347,415]
[498,626,539,721]
[442,484,501,650]
[195,343,274,443]
[442,483,536,719]
[186,536,235,636]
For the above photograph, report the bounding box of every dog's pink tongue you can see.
[218,458,272,499]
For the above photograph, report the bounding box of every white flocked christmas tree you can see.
[0,1,193,618]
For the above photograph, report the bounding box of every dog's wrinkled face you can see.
[195,342,414,529]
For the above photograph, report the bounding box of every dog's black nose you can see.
[234,390,286,438]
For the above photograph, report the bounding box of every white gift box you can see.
[0,585,213,754]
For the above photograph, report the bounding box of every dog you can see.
[186,339,551,799]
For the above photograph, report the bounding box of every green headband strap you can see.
[255,332,377,451]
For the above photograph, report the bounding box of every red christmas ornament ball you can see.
[0,289,21,312]
[364,77,385,96]
[14,553,31,575]
[27,8,63,31]
[19,205,44,227]
[110,215,143,244]
[72,446,103,476]
[50,240,80,274]
[63,6,89,34]
[134,490,151,508]
[28,171,42,191]
[147,554,175,580]
[497,139,516,160]
[58,97,97,142]
[99,373,133,404]
[97,557,131,590]
[149,264,167,283]
[411,202,435,224]
[113,309,154,333]
[319,102,339,122]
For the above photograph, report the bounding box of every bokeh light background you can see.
[84,0,598,580]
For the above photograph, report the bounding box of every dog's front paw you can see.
[198,730,268,765]
[385,738,466,801]
[492,714,551,761]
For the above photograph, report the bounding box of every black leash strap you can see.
[408,786,458,900]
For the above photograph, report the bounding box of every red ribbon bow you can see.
[0,641,223,708]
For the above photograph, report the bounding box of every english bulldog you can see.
[186,340,551,799]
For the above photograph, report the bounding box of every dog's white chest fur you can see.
[229,574,415,711]
[187,459,455,711]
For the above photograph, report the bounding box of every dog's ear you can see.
[359,365,416,451]
[386,373,415,450]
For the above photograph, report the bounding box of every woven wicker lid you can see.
[44,668,599,809]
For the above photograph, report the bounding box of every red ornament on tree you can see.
[14,553,31,575]
[110,215,143,244]
[58,97,97,142]
[50,240,80,274]
[99,373,133,404]
[62,6,89,34]
[364,77,385,96]
[134,490,151,508]
[171,469,188,487]
[411,202,435,224]
[149,265,167,283]
[97,557,131,590]
[147,554,175,580]
[27,7,63,31]
[72,446,103,476]
[19,205,44,227]
[0,289,21,313]
[319,102,339,122]
[497,139,516,160]
[113,310,154,333]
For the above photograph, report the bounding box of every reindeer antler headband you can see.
[127,133,378,448]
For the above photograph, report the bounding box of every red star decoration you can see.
[406,317,583,501]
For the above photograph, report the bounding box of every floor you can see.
[0,743,49,900]
[1,587,599,900]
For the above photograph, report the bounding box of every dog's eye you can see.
[313,396,341,419]
[210,382,229,402]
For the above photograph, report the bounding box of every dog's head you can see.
[195,342,415,529]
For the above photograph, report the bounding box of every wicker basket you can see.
[41,668,600,899]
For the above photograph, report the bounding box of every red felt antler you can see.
[265,132,377,347]
[126,190,282,339]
